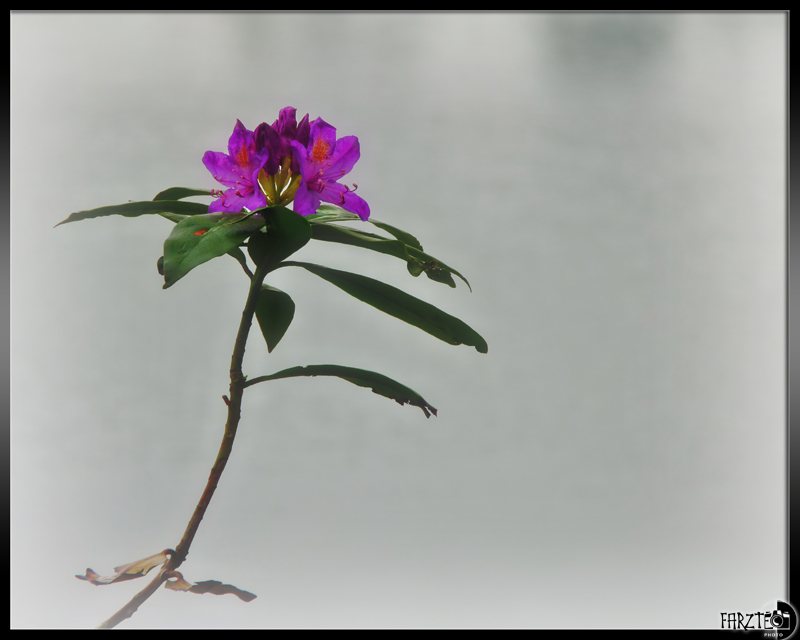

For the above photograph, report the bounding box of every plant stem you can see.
[98,261,269,629]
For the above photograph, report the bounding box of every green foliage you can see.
[226,247,252,275]
[283,261,488,353]
[161,212,266,288]
[309,222,470,290]
[245,364,438,418]
[60,189,488,415]
[304,204,362,224]
[247,206,312,273]
[254,286,295,353]
[55,199,208,227]
[242,207,312,353]
[369,220,423,251]
[152,187,213,201]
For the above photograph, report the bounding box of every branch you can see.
[97,564,172,628]
[97,261,269,628]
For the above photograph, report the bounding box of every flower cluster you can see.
[203,107,369,220]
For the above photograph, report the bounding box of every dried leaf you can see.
[163,571,257,602]
[76,549,172,585]
[190,580,257,602]
[163,571,194,592]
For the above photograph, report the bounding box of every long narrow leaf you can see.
[306,205,424,255]
[369,220,424,251]
[305,204,362,224]
[284,261,488,353]
[310,223,470,290]
[153,187,213,201]
[244,364,438,418]
[56,200,209,226]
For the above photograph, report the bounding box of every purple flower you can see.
[290,118,370,220]
[263,106,310,174]
[203,110,368,217]
[252,107,311,206]
[203,120,269,213]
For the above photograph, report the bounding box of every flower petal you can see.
[202,151,242,187]
[295,113,310,148]
[290,140,311,177]
[254,122,282,175]
[204,120,270,213]
[273,107,297,137]
[318,181,370,221]
[307,118,338,166]
[291,180,319,217]
[326,135,361,178]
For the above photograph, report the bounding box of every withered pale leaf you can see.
[163,571,194,592]
[163,571,256,602]
[190,580,257,602]
[76,549,172,585]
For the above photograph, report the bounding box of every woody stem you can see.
[98,260,268,628]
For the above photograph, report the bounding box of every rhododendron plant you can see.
[58,106,486,628]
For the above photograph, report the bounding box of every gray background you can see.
[11,12,786,629]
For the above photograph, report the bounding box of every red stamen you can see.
[310,138,331,163]
[233,147,249,166]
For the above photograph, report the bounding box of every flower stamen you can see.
[309,138,331,163]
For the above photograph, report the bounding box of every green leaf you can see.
[227,246,253,277]
[152,189,213,224]
[305,203,362,224]
[244,364,438,418]
[307,204,423,252]
[410,257,462,290]
[309,223,471,290]
[310,223,407,256]
[255,285,295,353]
[284,261,488,353]
[161,212,265,288]
[55,200,209,227]
[407,247,470,291]
[247,206,312,272]
[307,205,423,253]
[369,220,424,251]
[153,187,213,201]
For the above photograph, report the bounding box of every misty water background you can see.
[11,12,785,628]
